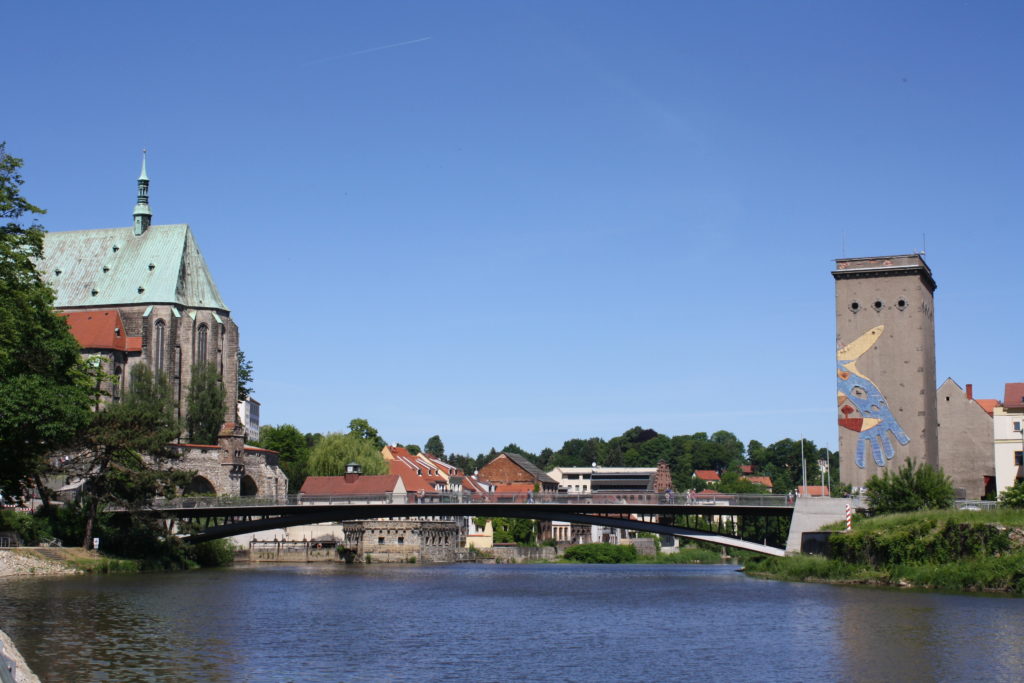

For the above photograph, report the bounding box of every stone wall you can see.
[342,520,459,563]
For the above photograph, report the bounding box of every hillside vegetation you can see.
[746,509,1024,594]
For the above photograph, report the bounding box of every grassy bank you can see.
[745,509,1024,594]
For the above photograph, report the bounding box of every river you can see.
[0,563,1022,682]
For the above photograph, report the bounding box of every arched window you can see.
[154,320,165,373]
[197,324,208,362]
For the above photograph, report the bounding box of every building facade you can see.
[936,379,996,499]
[833,254,938,489]
[993,383,1024,494]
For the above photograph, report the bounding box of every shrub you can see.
[191,539,236,567]
[865,459,954,514]
[999,479,1024,509]
[563,543,638,563]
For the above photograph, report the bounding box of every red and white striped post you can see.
[845,503,852,532]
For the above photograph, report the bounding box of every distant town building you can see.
[237,398,261,443]
[549,463,672,494]
[478,452,559,492]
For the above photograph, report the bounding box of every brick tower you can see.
[833,254,938,490]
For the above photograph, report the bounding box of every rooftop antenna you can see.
[841,230,846,258]
[921,232,926,255]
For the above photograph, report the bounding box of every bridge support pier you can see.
[784,497,850,554]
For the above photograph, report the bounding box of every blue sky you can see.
[7,2,1023,457]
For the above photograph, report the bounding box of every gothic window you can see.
[154,320,165,373]
[197,324,208,362]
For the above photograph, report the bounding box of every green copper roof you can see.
[40,224,229,311]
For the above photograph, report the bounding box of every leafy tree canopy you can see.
[307,432,388,477]
[258,424,310,493]
[185,362,226,445]
[237,349,254,402]
[424,434,445,458]
[0,142,93,499]
[347,418,385,449]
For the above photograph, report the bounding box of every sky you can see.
[6,2,1023,458]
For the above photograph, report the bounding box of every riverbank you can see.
[0,627,39,683]
[0,547,140,578]
[744,508,1024,594]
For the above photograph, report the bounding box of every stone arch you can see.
[240,475,258,497]
[184,475,216,496]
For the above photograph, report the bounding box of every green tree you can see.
[185,362,227,444]
[236,349,254,402]
[78,364,185,547]
[998,479,1024,509]
[307,432,389,476]
[0,142,93,501]
[865,459,955,515]
[258,424,311,493]
[424,435,445,458]
[347,418,385,449]
[491,517,536,544]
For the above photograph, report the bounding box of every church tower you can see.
[833,254,938,489]
[133,151,152,235]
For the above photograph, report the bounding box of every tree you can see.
[236,350,254,402]
[258,424,310,493]
[347,418,385,449]
[307,432,388,476]
[186,362,226,444]
[424,435,445,458]
[78,364,185,547]
[865,459,955,515]
[0,142,93,500]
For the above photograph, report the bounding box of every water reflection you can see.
[0,565,1020,682]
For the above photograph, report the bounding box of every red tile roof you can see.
[743,476,773,489]
[693,470,720,481]
[740,465,755,475]
[975,399,999,416]
[62,310,142,353]
[1004,383,1024,409]
[300,475,401,496]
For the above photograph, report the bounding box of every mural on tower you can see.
[836,325,910,468]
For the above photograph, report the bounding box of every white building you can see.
[993,383,1024,494]
[237,397,261,443]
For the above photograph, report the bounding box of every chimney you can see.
[966,384,973,400]
[344,461,362,483]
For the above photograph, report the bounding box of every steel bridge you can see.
[139,492,796,556]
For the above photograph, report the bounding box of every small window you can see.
[1015,451,1023,467]
[397,537,404,545]
[377,537,385,545]
[849,301,860,313]
[896,299,908,311]
[1013,421,1021,432]
[872,300,884,312]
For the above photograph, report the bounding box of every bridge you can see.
[140,492,806,556]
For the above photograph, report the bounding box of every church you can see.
[41,155,238,425]
[40,156,286,499]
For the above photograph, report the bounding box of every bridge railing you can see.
[143,491,798,510]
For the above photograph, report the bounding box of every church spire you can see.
[133,149,152,236]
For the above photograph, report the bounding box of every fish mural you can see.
[837,325,910,468]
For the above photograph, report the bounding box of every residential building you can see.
[478,452,559,492]
[936,379,996,499]
[237,398,261,443]
[994,383,1024,494]
[549,462,672,495]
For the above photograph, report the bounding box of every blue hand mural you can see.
[836,325,910,468]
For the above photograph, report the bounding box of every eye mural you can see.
[836,325,910,468]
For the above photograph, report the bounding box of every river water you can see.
[0,563,1022,682]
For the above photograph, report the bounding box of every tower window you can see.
[872,300,884,311]
[849,301,860,313]
[896,299,908,310]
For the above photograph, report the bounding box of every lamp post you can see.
[800,437,807,496]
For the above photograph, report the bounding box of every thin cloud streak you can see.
[350,36,432,56]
